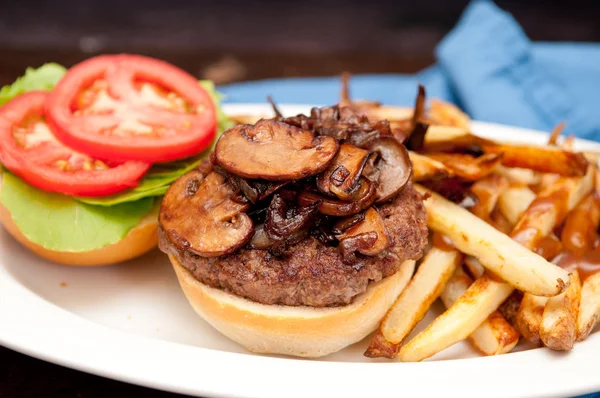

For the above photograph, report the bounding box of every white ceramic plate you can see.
[1,104,599,398]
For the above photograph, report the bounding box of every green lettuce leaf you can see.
[1,172,154,252]
[0,63,67,106]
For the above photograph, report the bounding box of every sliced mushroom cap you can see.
[159,171,253,257]
[297,177,376,216]
[366,137,412,203]
[215,119,339,181]
[317,143,370,200]
[336,207,390,256]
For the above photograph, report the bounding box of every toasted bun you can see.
[0,176,159,266]
[170,254,415,358]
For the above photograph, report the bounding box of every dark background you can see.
[2,1,600,397]
[1,0,600,87]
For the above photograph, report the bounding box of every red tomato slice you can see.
[0,91,150,197]
[46,54,217,163]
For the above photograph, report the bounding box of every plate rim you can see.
[1,103,599,398]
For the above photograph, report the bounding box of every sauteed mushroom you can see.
[336,207,390,256]
[365,137,412,203]
[215,119,339,180]
[298,177,376,216]
[160,171,253,257]
[317,143,370,200]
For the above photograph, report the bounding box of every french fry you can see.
[547,121,566,146]
[415,185,570,296]
[540,271,582,350]
[429,98,470,129]
[398,273,515,362]
[423,125,495,153]
[363,330,398,359]
[440,267,519,356]
[516,294,549,346]
[483,144,588,177]
[510,167,594,251]
[498,290,524,328]
[427,153,503,181]
[366,245,462,357]
[498,186,536,226]
[561,193,600,255]
[409,151,454,182]
[577,272,600,341]
[495,165,541,186]
[366,106,414,124]
[489,207,513,234]
[464,256,484,278]
[470,174,509,220]
[511,169,593,343]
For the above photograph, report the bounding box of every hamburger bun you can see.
[0,175,159,266]
[170,253,415,358]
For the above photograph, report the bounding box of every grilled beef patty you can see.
[159,183,427,307]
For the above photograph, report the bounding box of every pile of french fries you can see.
[229,80,600,361]
[364,96,600,361]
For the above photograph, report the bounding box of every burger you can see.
[159,105,429,357]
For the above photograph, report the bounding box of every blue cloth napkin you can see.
[219,0,600,141]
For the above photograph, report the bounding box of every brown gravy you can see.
[554,250,600,281]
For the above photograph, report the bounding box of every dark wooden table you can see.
[2,1,600,397]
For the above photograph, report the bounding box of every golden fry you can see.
[409,151,454,182]
[441,267,519,356]
[415,185,570,296]
[540,271,582,350]
[483,144,588,177]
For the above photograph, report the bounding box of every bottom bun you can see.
[0,193,159,266]
[170,254,415,358]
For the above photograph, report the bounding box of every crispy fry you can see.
[409,151,454,182]
[423,125,495,152]
[470,174,509,219]
[415,185,570,296]
[464,256,484,278]
[510,167,595,252]
[547,122,566,146]
[511,169,592,343]
[499,290,524,328]
[561,194,600,255]
[364,330,398,359]
[378,246,462,345]
[427,153,503,181]
[489,207,513,234]
[562,136,576,152]
[495,165,541,186]
[540,271,582,350]
[534,173,561,193]
[367,106,414,124]
[498,186,536,226]
[398,273,515,362]
[441,267,519,356]
[429,99,470,129]
[577,272,600,341]
[516,294,549,346]
[483,144,588,177]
